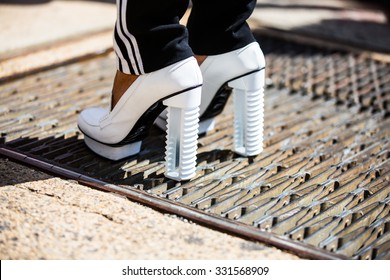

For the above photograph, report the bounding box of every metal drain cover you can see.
[1,36,389,259]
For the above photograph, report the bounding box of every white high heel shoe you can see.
[78,57,202,181]
[155,42,266,156]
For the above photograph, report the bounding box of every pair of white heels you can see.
[78,42,266,181]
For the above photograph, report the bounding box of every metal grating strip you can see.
[1,36,389,259]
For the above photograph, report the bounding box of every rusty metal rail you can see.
[0,36,389,259]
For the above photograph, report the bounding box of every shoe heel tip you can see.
[165,171,196,181]
[234,147,263,157]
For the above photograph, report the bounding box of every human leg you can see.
[187,0,257,55]
[111,0,194,108]
[189,0,265,156]
[114,0,193,74]
[78,0,202,180]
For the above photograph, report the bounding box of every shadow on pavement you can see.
[254,0,390,53]
[290,18,390,54]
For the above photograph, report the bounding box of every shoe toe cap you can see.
[78,107,108,136]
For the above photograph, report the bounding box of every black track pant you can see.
[114,0,257,75]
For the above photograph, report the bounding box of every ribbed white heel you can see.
[155,43,266,141]
[228,69,265,156]
[154,112,215,135]
[163,87,201,181]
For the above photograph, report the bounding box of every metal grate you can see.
[1,36,389,259]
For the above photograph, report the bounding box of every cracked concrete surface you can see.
[0,0,116,58]
[0,158,299,260]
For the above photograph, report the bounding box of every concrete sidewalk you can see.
[0,0,116,59]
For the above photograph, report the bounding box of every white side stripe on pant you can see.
[114,0,145,75]
[121,0,144,74]
[113,31,130,74]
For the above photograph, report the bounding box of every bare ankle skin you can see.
[111,71,139,110]
[195,55,207,66]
